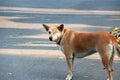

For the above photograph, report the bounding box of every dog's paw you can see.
[107,78,109,80]
[65,74,73,80]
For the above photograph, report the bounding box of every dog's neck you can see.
[56,29,66,45]
[57,37,62,45]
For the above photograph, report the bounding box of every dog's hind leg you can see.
[97,44,114,80]
[102,56,113,80]
[109,44,115,74]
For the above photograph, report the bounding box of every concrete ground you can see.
[0,0,120,80]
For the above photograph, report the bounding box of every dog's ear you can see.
[58,24,64,31]
[43,24,49,31]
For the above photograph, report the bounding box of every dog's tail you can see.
[116,47,120,57]
[111,34,120,57]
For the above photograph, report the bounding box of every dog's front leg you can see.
[65,53,74,80]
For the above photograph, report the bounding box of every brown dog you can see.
[43,24,120,80]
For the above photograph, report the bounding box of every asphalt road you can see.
[0,0,120,80]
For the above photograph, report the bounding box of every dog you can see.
[43,24,120,80]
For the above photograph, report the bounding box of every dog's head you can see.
[43,24,64,43]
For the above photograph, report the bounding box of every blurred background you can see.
[0,0,120,80]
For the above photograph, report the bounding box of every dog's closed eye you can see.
[48,32,51,34]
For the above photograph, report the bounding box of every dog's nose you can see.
[49,37,52,41]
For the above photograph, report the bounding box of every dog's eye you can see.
[49,32,51,34]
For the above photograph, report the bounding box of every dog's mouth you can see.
[49,33,61,41]
[49,36,58,41]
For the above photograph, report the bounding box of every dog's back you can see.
[61,30,118,53]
